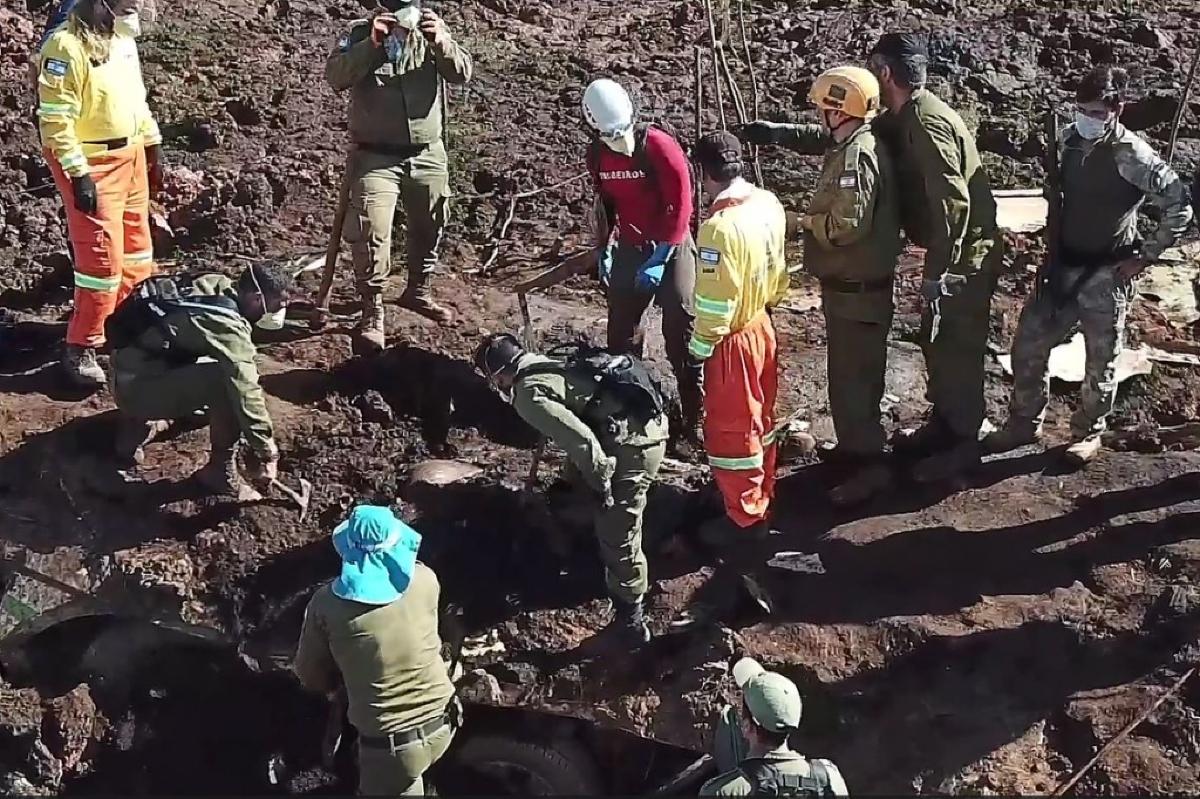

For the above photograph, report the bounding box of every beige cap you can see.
[733,657,803,732]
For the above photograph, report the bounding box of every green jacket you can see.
[294,565,455,737]
[885,89,998,279]
[110,274,275,459]
[325,16,472,148]
[773,122,901,285]
[509,354,668,493]
[699,749,850,797]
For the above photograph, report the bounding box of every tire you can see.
[449,733,603,795]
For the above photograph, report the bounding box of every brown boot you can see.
[398,287,454,326]
[353,294,386,356]
[195,447,261,501]
[115,418,170,467]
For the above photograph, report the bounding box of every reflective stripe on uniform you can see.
[37,101,78,118]
[695,294,736,316]
[125,249,154,263]
[74,271,121,292]
[689,337,715,359]
[58,151,87,171]
[762,429,779,446]
[708,452,764,471]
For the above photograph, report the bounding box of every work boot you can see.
[353,294,386,356]
[911,437,982,484]
[698,515,770,551]
[983,419,1042,454]
[398,287,454,326]
[62,345,105,389]
[830,461,894,508]
[892,417,955,458]
[114,418,170,467]
[1064,434,1103,467]
[195,447,262,501]
[601,597,651,649]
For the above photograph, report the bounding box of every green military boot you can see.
[399,286,454,326]
[601,597,651,649]
[353,294,386,356]
[62,344,106,389]
[892,416,955,458]
[983,418,1042,454]
[911,437,982,484]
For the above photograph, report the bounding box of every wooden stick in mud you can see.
[702,0,727,128]
[737,0,765,183]
[1051,666,1197,796]
[694,45,704,231]
[717,44,763,184]
[1167,44,1200,164]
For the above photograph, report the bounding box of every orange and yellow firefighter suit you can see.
[37,20,160,349]
[690,177,789,528]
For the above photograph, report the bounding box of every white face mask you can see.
[256,306,287,331]
[115,13,141,37]
[392,5,422,29]
[601,129,636,157]
[1074,112,1111,141]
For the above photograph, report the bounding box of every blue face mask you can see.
[1075,112,1111,141]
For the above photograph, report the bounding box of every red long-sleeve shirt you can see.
[589,126,693,247]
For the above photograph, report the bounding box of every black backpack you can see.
[522,343,666,428]
[738,758,833,797]
[105,274,241,360]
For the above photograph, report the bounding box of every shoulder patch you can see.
[839,173,858,189]
[44,58,69,77]
[699,247,721,274]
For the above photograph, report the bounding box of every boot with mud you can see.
[114,418,170,468]
[399,286,455,326]
[892,415,955,458]
[62,344,106,389]
[911,437,982,484]
[353,294,387,356]
[1064,434,1103,467]
[983,418,1043,454]
[830,460,894,508]
[599,596,651,649]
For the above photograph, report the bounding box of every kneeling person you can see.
[701,658,849,797]
[475,334,668,648]
[107,264,293,497]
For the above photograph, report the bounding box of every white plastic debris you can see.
[999,333,1152,384]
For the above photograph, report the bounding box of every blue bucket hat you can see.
[331,506,422,605]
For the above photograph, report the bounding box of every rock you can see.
[353,390,394,427]
[491,661,539,687]
[1130,21,1172,49]
[44,685,97,775]
[457,669,502,704]
[407,460,483,488]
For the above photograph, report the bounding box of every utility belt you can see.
[819,275,893,294]
[1057,242,1140,271]
[355,141,428,158]
[359,697,462,753]
[85,137,130,150]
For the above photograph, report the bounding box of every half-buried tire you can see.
[447,734,602,795]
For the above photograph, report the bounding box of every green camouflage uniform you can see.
[325,16,472,302]
[509,354,668,603]
[882,89,1001,439]
[770,122,902,456]
[109,274,276,462]
[1008,123,1193,436]
[699,706,850,796]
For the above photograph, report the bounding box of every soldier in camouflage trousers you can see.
[986,66,1193,466]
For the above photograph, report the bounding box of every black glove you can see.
[740,121,784,146]
[921,272,968,302]
[71,174,97,214]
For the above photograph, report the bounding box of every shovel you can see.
[262,477,313,522]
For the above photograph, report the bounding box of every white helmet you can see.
[582,79,634,136]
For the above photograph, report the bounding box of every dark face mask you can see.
[379,0,417,11]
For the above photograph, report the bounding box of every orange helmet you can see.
[808,67,881,119]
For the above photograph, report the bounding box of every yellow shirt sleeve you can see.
[37,34,88,177]
[691,218,742,360]
[767,197,790,307]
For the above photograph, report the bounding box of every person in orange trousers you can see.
[36,0,162,388]
[689,131,788,547]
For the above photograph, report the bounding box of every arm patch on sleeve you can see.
[699,247,721,273]
[44,58,69,77]
[839,173,858,189]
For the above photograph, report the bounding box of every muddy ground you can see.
[2,0,1200,794]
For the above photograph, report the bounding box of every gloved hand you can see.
[740,120,786,146]
[921,272,968,302]
[598,242,615,287]
[145,144,163,198]
[635,243,676,292]
[370,13,397,46]
[418,8,449,47]
[71,174,97,214]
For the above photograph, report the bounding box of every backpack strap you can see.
[808,759,831,796]
[738,757,833,796]
[632,122,659,204]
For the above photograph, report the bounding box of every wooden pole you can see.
[702,0,727,128]
[694,45,705,232]
[1167,44,1200,164]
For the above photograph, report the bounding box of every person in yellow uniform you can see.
[37,0,162,388]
